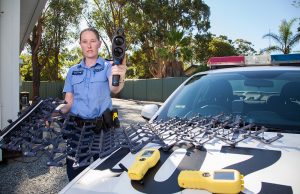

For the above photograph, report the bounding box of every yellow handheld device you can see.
[178,169,244,194]
[128,148,160,181]
[112,111,118,121]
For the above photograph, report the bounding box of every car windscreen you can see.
[156,70,300,133]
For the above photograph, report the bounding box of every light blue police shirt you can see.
[63,57,112,119]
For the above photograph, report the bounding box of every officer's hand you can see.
[45,110,61,128]
[111,56,127,82]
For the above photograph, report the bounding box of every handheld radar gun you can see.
[112,28,126,86]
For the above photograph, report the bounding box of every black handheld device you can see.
[112,27,126,86]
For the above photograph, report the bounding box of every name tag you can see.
[72,70,83,75]
[94,67,104,72]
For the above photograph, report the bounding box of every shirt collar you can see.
[77,57,105,69]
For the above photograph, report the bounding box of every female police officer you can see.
[57,27,126,181]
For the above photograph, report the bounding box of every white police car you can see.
[60,66,300,194]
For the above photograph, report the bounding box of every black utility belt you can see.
[69,115,101,122]
[68,108,119,129]
[69,115,103,127]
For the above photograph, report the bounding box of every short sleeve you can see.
[106,61,112,79]
[63,69,73,93]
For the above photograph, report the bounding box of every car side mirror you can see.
[141,104,159,120]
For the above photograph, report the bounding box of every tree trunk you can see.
[54,46,59,80]
[161,60,184,78]
[32,53,40,100]
[28,17,43,101]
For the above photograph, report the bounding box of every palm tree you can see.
[153,29,192,77]
[262,18,300,54]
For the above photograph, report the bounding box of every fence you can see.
[20,77,188,102]
[120,77,187,102]
[20,81,65,100]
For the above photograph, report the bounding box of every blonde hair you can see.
[80,27,100,41]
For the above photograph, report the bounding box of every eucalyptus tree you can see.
[233,39,257,56]
[84,0,128,59]
[27,16,44,99]
[191,33,212,65]
[27,0,85,98]
[192,34,238,66]
[208,36,237,57]
[127,0,210,78]
[191,35,255,71]
[262,18,300,54]
[42,0,85,80]
[88,0,210,78]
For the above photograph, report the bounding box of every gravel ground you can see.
[0,98,161,194]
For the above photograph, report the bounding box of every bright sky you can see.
[205,0,300,53]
